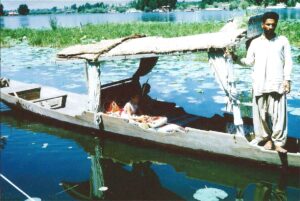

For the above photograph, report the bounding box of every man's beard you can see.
[264,30,275,37]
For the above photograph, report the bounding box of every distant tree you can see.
[77,5,85,12]
[286,0,296,6]
[71,4,77,10]
[18,4,30,15]
[149,0,158,10]
[85,3,92,9]
[229,1,239,10]
[51,6,57,13]
[133,0,177,11]
[240,1,249,9]
[0,3,4,16]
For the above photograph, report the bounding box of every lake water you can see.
[0,8,299,29]
[1,42,300,200]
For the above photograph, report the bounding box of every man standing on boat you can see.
[241,12,293,153]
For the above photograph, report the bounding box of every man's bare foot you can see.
[263,140,273,150]
[275,145,287,153]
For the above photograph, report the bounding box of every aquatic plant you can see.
[1,20,298,50]
[1,22,224,48]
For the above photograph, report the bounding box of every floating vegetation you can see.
[1,22,225,48]
[193,187,228,201]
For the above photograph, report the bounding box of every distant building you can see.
[8,11,18,16]
[266,3,287,9]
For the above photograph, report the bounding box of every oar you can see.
[0,174,42,201]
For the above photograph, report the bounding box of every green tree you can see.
[18,4,30,15]
[287,0,296,6]
[85,3,92,9]
[229,1,239,10]
[132,0,177,11]
[240,1,249,9]
[77,5,85,12]
[149,0,158,10]
[71,4,77,10]
[0,3,4,16]
[51,6,57,13]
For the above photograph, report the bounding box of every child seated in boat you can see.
[122,93,142,119]
[122,93,168,128]
[106,101,122,115]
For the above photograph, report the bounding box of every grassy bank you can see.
[1,22,226,48]
[0,22,225,48]
[277,21,300,47]
[1,21,299,49]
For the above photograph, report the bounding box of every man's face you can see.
[262,18,277,35]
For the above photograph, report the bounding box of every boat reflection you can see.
[0,109,299,200]
[61,143,183,200]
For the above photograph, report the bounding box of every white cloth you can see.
[242,34,293,96]
[208,50,245,135]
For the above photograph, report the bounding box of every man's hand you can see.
[239,58,248,66]
[240,58,246,64]
[283,80,291,94]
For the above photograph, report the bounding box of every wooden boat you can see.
[1,16,300,167]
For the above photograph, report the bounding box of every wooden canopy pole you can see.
[208,48,245,135]
[86,61,101,113]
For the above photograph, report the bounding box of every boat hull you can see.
[1,80,300,167]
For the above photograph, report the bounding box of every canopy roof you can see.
[57,20,246,61]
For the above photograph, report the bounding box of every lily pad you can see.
[193,187,228,201]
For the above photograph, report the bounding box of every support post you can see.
[208,49,245,135]
[86,61,101,113]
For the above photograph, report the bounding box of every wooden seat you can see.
[32,94,67,109]
[8,87,41,100]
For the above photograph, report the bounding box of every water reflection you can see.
[19,15,29,28]
[0,110,299,200]
[0,17,5,28]
[61,144,183,200]
[252,169,288,201]
[141,12,176,22]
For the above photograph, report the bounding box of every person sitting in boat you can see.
[106,100,123,116]
[122,93,168,128]
[121,93,143,119]
[140,83,155,114]
[140,83,184,116]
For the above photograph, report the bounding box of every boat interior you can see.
[8,86,67,109]
[101,77,245,132]
[1,79,300,153]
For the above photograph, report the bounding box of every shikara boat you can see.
[1,15,300,167]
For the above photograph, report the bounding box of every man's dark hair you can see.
[262,12,279,23]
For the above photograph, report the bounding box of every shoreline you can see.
[1,21,299,48]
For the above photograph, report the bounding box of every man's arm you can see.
[283,37,293,93]
[240,40,255,66]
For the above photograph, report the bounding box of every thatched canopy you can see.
[57,20,246,61]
